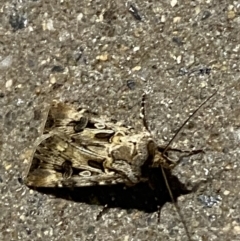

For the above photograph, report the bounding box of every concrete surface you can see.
[1,0,240,240]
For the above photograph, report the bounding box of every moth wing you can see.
[24,134,133,188]
[25,167,130,188]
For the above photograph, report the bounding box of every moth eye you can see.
[74,116,88,132]
[62,160,73,179]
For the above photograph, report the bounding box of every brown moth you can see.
[24,91,216,240]
[25,100,157,187]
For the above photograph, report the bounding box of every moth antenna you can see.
[140,92,151,132]
[163,90,217,155]
[160,166,192,240]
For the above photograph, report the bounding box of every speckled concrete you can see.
[1,1,240,241]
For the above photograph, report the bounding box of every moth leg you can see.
[154,150,182,169]
[159,147,204,168]
[96,204,109,221]
[158,146,204,155]
[161,153,180,168]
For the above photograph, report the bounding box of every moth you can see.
[24,91,215,187]
[25,102,155,187]
[24,91,216,240]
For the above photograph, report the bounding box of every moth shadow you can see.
[35,167,190,213]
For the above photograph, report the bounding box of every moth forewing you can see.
[24,100,156,188]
